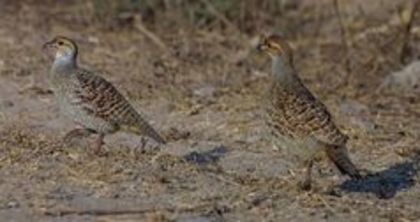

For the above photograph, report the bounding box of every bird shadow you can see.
[340,156,419,199]
[184,145,228,165]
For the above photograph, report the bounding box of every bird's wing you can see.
[271,83,348,146]
[74,69,165,144]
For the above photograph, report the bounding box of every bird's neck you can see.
[271,56,299,86]
[51,53,77,74]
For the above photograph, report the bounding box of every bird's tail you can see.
[125,112,166,144]
[325,144,361,179]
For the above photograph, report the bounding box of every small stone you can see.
[193,85,216,98]
[382,60,420,91]
[340,100,368,115]
[0,100,14,108]
[7,200,19,208]
[340,100,376,132]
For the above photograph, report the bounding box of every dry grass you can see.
[1,0,420,221]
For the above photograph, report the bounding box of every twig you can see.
[333,0,350,49]
[332,0,352,89]
[43,208,158,216]
[399,0,419,64]
[199,0,243,37]
[42,202,212,217]
[133,15,167,50]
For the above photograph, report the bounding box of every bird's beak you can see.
[256,43,267,52]
[42,40,54,51]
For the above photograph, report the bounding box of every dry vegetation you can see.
[1,0,420,221]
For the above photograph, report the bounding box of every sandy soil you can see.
[1,0,420,221]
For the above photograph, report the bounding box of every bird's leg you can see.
[63,128,93,144]
[298,158,314,191]
[140,137,148,150]
[92,133,105,155]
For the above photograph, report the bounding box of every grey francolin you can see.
[257,34,361,189]
[43,36,165,154]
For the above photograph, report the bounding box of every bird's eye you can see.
[58,41,64,46]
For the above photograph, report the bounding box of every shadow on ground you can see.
[341,155,419,199]
[184,145,228,165]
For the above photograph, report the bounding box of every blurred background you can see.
[1,0,420,221]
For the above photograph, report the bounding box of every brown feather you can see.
[74,70,166,144]
[262,34,360,179]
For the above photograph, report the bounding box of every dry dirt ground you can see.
[1,0,420,221]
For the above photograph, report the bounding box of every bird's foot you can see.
[359,168,376,178]
[297,159,314,191]
[91,133,105,155]
[297,178,312,191]
[63,128,92,145]
[324,183,343,197]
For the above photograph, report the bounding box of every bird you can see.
[257,34,361,189]
[43,36,166,154]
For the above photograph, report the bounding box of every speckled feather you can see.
[267,79,348,146]
[261,35,360,179]
[46,36,165,145]
[267,75,360,178]
[73,70,166,144]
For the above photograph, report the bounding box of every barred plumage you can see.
[44,36,165,153]
[258,34,361,189]
[267,80,348,146]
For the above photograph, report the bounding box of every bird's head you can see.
[257,34,293,63]
[43,36,78,62]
